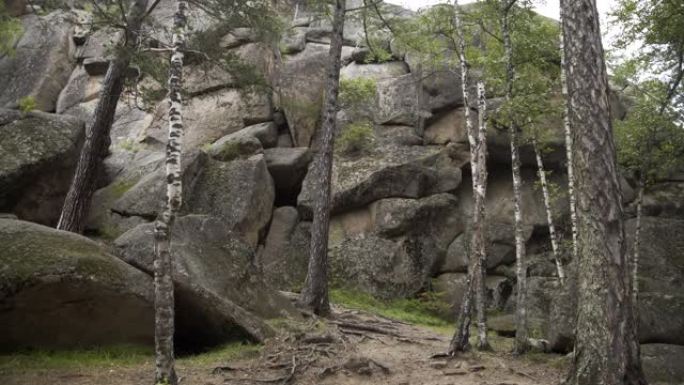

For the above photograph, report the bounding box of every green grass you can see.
[0,344,153,371]
[330,289,453,334]
[0,342,262,372]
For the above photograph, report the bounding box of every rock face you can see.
[114,215,298,321]
[260,207,310,291]
[0,109,84,225]
[0,219,153,351]
[0,12,75,111]
[264,147,312,206]
[298,144,464,218]
[640,344,684,385]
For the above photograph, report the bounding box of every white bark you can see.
[154,2,186,384]
[532,138,565,284]
[633,184,644,317]
[559,7,578,260]
[474,80,489,350]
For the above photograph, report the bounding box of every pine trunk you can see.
[57,0,150,233]
[632,182,644,320]
[532,138,565,284]
[154,2,187,384]
[501,1,529,355]
[559,9,579,260]
[561,0,646,383]
[299,0,345,316]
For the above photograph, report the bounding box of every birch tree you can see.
[561,0,646,382]
[152,1,187,384]
[57,0,151,233]
[448,0,490,354]
[612,0,684,315]
[498,0,530,355]
[299,0,346,315]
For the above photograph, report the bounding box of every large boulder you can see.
[279,43,354,147]
[340,61,409,81]
[259,208,310,291]
[0,219,153,351]
[0,12,75,111]
[547,217,684,352]
[640,182,684,219]
[640,344,684,385]
[297,144,464,219]
[375,73,419,126]
[143,88,272,152]
[330,234,438,299]
[114,215,299,321]
[0,109,84,225]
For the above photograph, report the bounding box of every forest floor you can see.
[0,297,569,385]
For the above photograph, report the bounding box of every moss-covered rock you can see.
[0,218,153,351]
[0,109,84,225]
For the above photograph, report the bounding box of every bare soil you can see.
[0,306,567,385]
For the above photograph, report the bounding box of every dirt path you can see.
[1,306,567,385]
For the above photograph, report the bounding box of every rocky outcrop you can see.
[259,207,310,291]
[640,344,684,385]
[0,109,84,225]
[114,215,298,321]
[298,144,465,218]
[264,147,312,205]
[0,12,75,112]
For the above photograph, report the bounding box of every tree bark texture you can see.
[561,0,646,383]
[632,182,644,322]
[532,138,566,285]
[57,0,150,233]
[299,0,345,316]
[154,2,186,384]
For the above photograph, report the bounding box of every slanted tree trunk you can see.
[299,0,345,316]
[448,0,489,353]
[154,2,187,384]
[500,0,528,355]
[532,138,565,284]
[561,0,646,383]
[473,80,490,351]
[57,0,150,233]
[559,9,578,260]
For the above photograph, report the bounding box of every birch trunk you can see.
[532,138,565,284]
[448,0,488,353]
[561,0,646,383]
[473,81,490,351]
[299,0,345,315]
[559,9,578,260]
[57,0,150,233]
[154,2,186,384]
[500,1,528,355]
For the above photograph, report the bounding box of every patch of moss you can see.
[110,179,139,199]
[330,289,452,332]
[177,342,261,367]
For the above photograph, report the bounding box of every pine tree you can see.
[561,0,646,382]
[299,0,346,315]
[57,0,151,233]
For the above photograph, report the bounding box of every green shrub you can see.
[18,96,36,114]
[337,122,375,155]
[339,77,376,109]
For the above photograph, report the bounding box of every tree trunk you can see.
[559,9,579,260]
[632,181,644,321]
[561,0,646,383]
[473,80,490,351]
[57,0,150,233]
[448,1,489,353]
[500,1,529,355]
[299,0,345,316]
[532,138,565,284]
[154,2,186,384]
